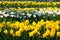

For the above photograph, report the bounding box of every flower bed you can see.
[0,19,60,40]
[0,8,60,22]
[0,1,60,40]
[0,1,60,8]
[0,8,60,40]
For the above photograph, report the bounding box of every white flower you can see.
[53,10,57,13]
[43,8,46,10]
[0,11,2,14]
[20,16,22,19]
[33,15,36,17]
[48,11,53,14]
[3,14,9,17]
[3,14,7,17]
[2,12,5,14]
[6,14,9,16]
[10,15,14,17]
[27,13,32,17]
[21,13,25,15]
[39,8,43,11]
[10,12,15,14]
[56,12,60,15]
[45,10,49,13]
[0,15,3,18]
[38,11,45,15]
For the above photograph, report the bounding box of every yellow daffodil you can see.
[15,31,21,36]
[10,29,14,35]
[4,29,8,35]
[57,32,60,37]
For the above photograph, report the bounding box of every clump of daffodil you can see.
[4,29,8,35]
[19,28,24,32]
[24,20,29,25]
[15,31,21,36]
[0,19,60,38]
[14,21,20,29]
[42,30,50,38]
[7,22,11,27]
[50,28,56,37]
[10,29,14,35]
[29,29,39,37]
[57,32,60,37]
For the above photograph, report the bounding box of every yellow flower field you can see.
[0,19,60,39]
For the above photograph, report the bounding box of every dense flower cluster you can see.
[0,8,60,22]
[0,1,60,8]
[0,19,60,40]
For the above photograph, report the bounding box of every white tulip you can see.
[10,12,15,14]
[43,8,46,10]
[6,14,9,16]
[21,13,25,15]
[53,10,57,13]
[3,14,7,17]
[0,11,2,14]
[56,12,60,15]
[48,11,53,14]
[39,8,43,11]
[20,16,22,19]
[27,13,32,17]
[2,12,5,14]
[38,11,45,15]
[33,15,36,17]
[0,15,3,18]
[10,15,14,17]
